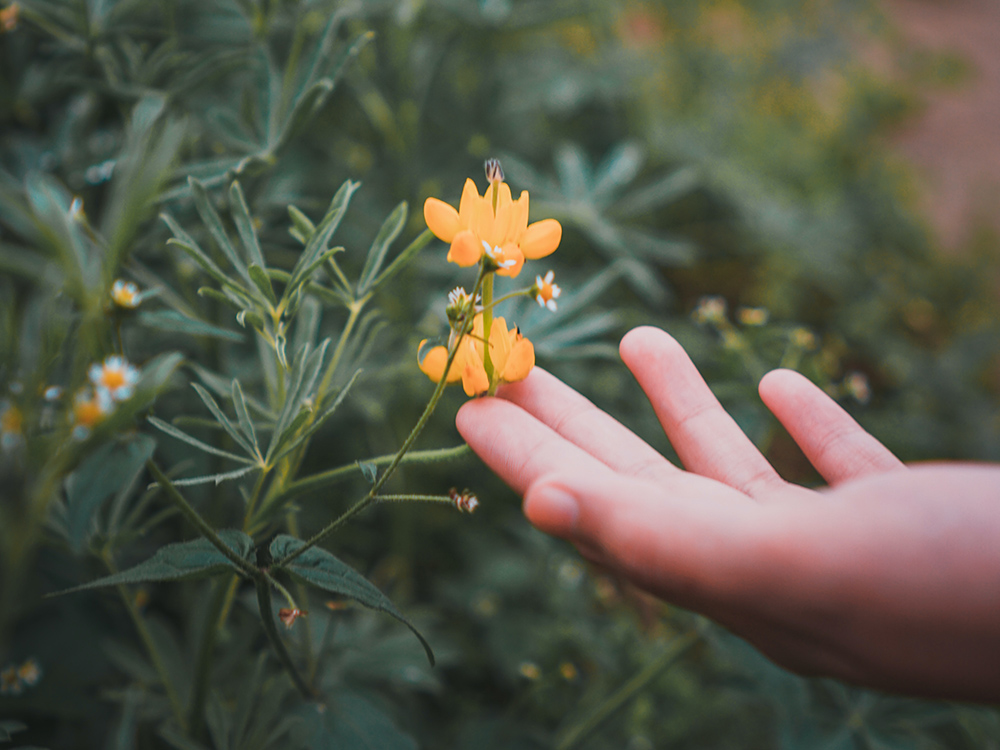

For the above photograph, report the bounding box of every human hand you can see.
[457,326,1000,701]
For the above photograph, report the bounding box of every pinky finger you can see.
[758,369,904,485]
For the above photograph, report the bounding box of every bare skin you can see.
[456,326,1000,702]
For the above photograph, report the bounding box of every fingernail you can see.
[524,485,578,533]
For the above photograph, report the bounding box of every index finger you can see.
[456,395,620,496]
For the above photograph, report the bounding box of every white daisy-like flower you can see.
[110,279,142,309]
[89,356,140,402]
[533,270,561,312]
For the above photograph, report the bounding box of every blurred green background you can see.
[2,0,1000,748]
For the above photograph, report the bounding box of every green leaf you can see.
[138,310,244,342]
[55,530,255,594]
[170,465,257,488]
[289,692,417,750]
[189,383,257,459]
[270,535,434,665]
[160,212,232,288]
[287,204,315,245]
[189,178,247,279]
[287,180,360,291]
[248,264,277,307]
[357,461,377,485]
[231,380,259,458]
[228,181,266,267]
[271,79,334,154]
[369,228,433,292]
[65,434,157,554]
[148,416,255,465]
[357,201,407,294]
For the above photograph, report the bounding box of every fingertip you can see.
[758,369,818,409]
[523,479,579,537]
[455,396,497,441]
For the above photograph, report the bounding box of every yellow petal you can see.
[447,230,483,267]
[488,317,512,372]
[424,198,461,243]
[521,219,562,259]
[501,336,534,384]
[457,178,481,225]
[418,342,461,383]
[462,357,489,396]
[494,244,524,279]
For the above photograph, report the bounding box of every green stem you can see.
[188,574,235,737]
[481,272,495,380]
[254,576,317,700]
[242,469,269,532]
[555,629,700,750]
[278,269,486,565]
[273,444,470,504]
[146,460,257,577]
[104,552,187,731]
[373,493,455,506]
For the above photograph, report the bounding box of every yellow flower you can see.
[72,387,112,440]
[418,315,534,396]
[418,314,488,397]
[17,659,41,687]
[423,178,561,278]
[487,316,534,386]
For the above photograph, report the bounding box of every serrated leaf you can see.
[55,530,255,594]
[248,264,277,306]
[228,181,266,267]
[357,201,407,294]
[231,380,259,457]
[148,416,255,464]
[138,310,244,342]
[65,434,157,554]
[271,535,433,665]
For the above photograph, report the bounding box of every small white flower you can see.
[481,240,516,269]
[533,270,561,312]
[88,356,140,402]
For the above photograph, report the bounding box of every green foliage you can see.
[2,0,999,748]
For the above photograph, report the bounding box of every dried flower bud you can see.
[278,608,308,629]
[484,158,504,184]
[449,487,479,513]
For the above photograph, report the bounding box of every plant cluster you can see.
[2,1,999,749]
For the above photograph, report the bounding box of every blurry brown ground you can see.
[882,0,1000,250]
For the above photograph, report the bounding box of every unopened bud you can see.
[484,158,504,184]
[449,487,479,513]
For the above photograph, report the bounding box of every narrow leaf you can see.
[190,383,257,458]
[287,204,315,245]
[357,201,407,294]
[228,181,266,266]
[231,380,259,457]
[160,212,231,287]
[268,367,360,466]
[54,530,255,594]
[287,180,360,291]
[170,465,257,487]
[248,263,277,306]
[148,416,255,464]
[271,535,434,665]
[138,310,244,342]
[357,461,377,485]
[189,177,249,281]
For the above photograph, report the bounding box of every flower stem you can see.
[482,271,495,380]
[187,573,236,737]
[277,269,486,565]
[254,576,317,700]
